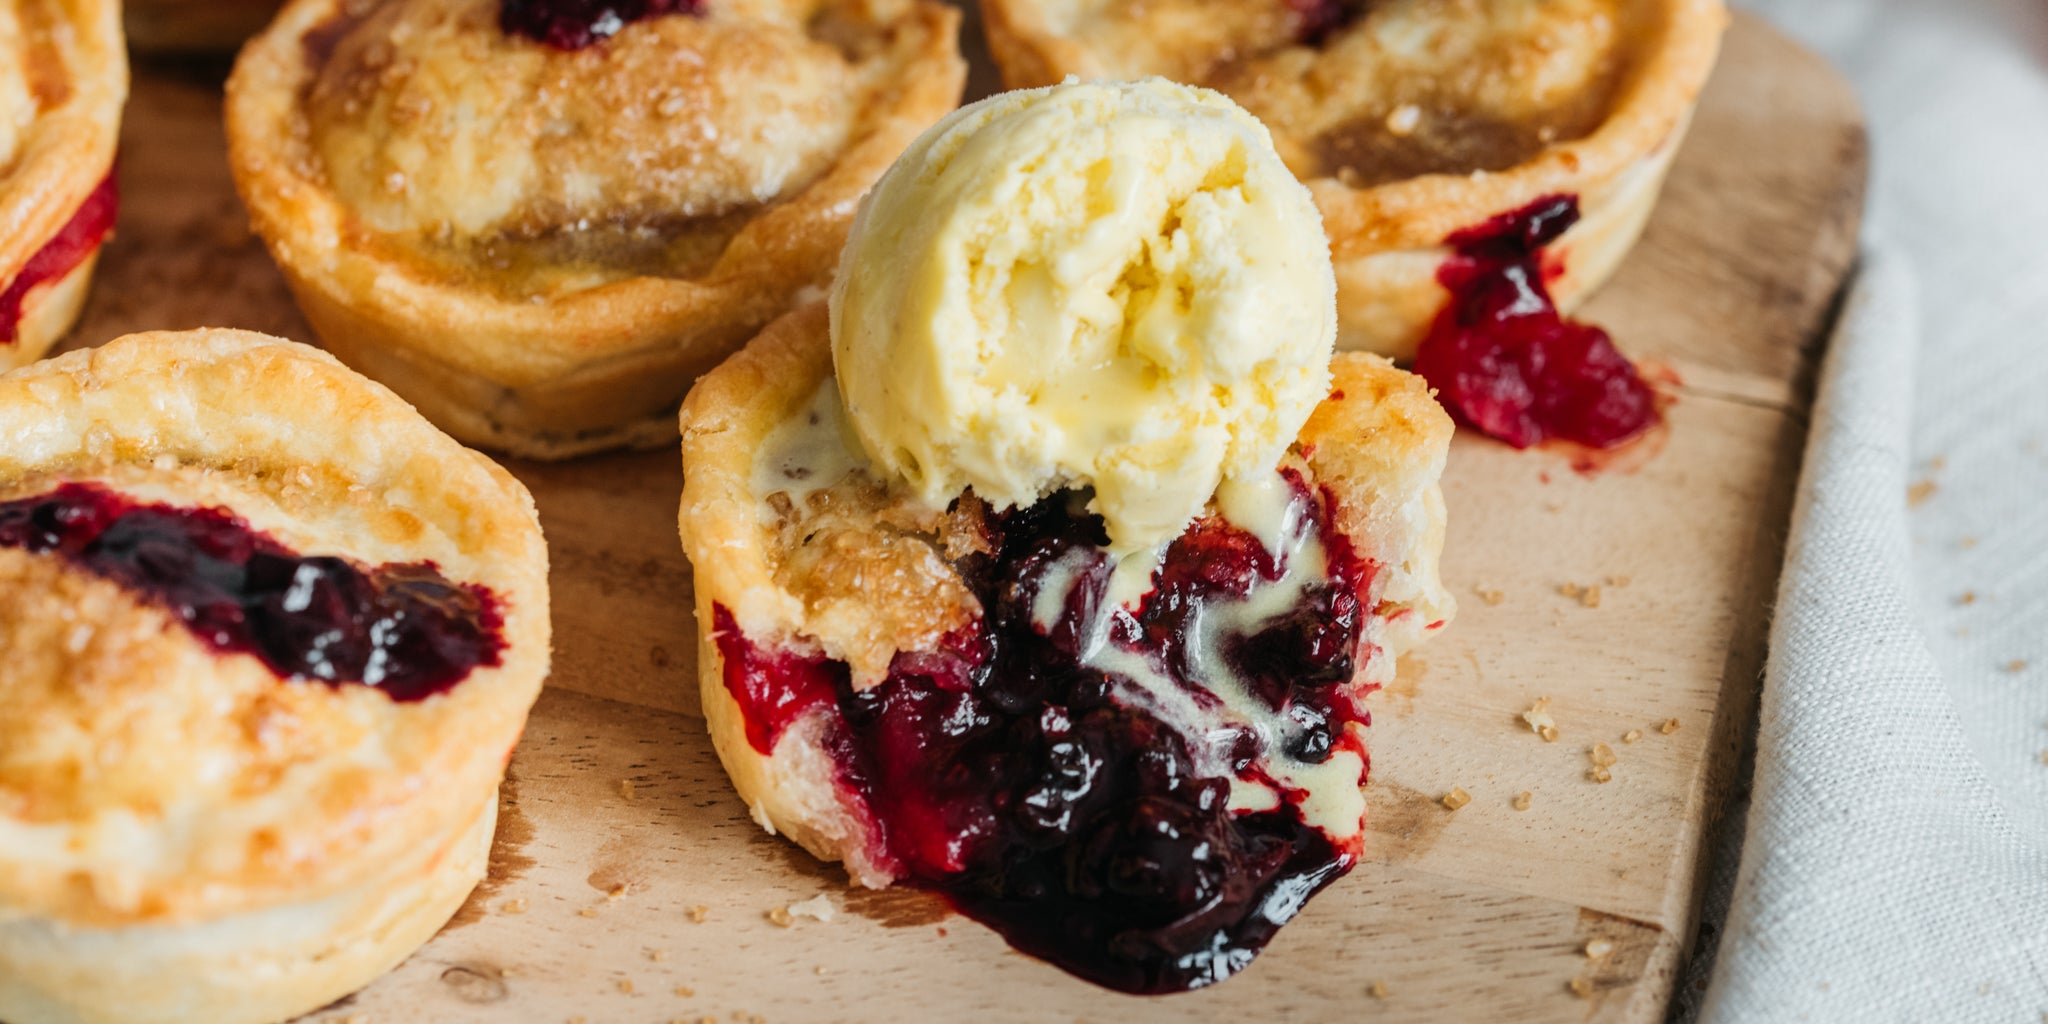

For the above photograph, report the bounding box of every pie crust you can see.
[0,0,125,372]
[678,303,1453,887]
[981,0,1727,359]
[226,0,966,458]
[0,330,550,1024]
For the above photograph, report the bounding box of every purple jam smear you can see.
[715,476,1380,993]
[499,0,704,50]
[1412,194,1661,450]
[0,171,117,345]
[1289,0,1370,44]
[0,482,504,701]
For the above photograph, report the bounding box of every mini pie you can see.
[679,305,1453,991]
[981,0,1727,359]
[225,0,966,459]
[0,330,550,1024]
[0,0,124,373]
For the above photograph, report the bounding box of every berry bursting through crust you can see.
[0,482,505,700]
[715,471,1382,993]
[499,0,706,50]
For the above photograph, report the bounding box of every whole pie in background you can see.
[224,0,966,459]
[0,0,123,373]
[981,0,1727,359]
[0,329,550,1024]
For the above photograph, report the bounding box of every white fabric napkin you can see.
[1698,2,2048,1019]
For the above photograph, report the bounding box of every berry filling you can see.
[1412,194,1661,450]
[715,473,1381,993]
[499,0,705,50]
[0,171,117,346]
[1289,0,1371,45]
[0,482,504,701]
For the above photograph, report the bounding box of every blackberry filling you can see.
[715,473,1380,993]
[0,171,117,345]
[500,0,705,50]
[1412,194,1661,450]
[0,482,504,701]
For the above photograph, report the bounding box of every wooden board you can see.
[57,11,1864,1022]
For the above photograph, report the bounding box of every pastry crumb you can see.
[499,898,529,915]
[618,978,636,995]
[1623,729,1643,745]
[814,965,829,976]
[1523,698,1558,739]
[2006,659,2030,673]
[1442,787,1472,811]
[619,779,636,801]
[648,949,670,963]
[1959,535,1980,549]
[1384,104,1421,136]
[1660,718,1681,735]
[767,905,796,928]
[1512,791,1533,811]
[1907,480,1937,506]
[1605,574,1632,588]
[1474,584,1506,606]
[1588,766,1613,784]
[1589,743,1618,768]
[688,905,710,923]
[1569,976,1596,998]
[674,984,696,997]
[1369,980,1391,998]
[787,893,837,922]
[578,907,601,919]
[1585,939,1614,959]
[1958,591,1978,606]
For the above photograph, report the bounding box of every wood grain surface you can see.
[55,10,1865,1022]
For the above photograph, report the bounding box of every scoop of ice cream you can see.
[829,77,1336,557]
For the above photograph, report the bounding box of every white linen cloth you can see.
[1695,2,2048,1020]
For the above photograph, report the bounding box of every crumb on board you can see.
[1623,729,1643,745]
[648,949,670,963]
[1523,698,1558,741]
[1660,718,1681,735]
[1569,976,1596,998]
[618,978,636,995]
[1605,574,1631,587]
[578,906,601,919]
[1585,939,1614,960]
[1589,766,1614,784]
[1369,980,1391,998]
[1474,584,1506,606]
[1442,787,1472,811]
[2007,660,2030,673]
[767,905,796,928]
[1513,791,1533,811]
[815,965,829,976]
[1908,480,1938,507]
[1589,743,1618,768]
[788,893,837,923]
[688,905,710,923]
[1958,591,1978,606]
[500,898,529,915]
[1959,535,1980,549]
[1557,582,1603,607]
[619,779,637,801]
[675,984,696,997]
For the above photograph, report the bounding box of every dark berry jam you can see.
[715,476,1380,993]
[1412,194,1661,450]
[500,0,704,50]
[0,482,504,701]
[1289,0,1370,44]
[0,171,117,345]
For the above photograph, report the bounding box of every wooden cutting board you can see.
[58,10,1863,1022]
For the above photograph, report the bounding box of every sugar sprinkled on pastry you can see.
[0,0,124,372]
[680,80,1453,993]
[982,0,1726,451]
[225,0,965,458]
[0,330,549,1024]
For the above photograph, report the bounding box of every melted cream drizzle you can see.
[750,381,868,510]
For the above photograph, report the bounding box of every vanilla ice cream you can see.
[829,77,1337,558]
